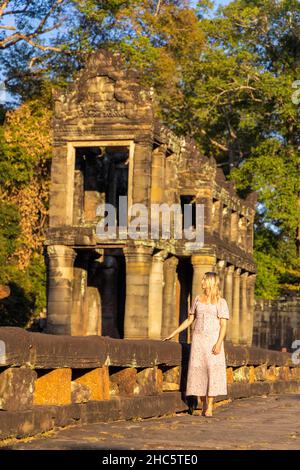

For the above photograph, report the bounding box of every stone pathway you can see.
[2,394,300,450]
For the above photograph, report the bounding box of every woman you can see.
[163,271,230,417]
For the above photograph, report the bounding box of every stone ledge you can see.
[0,327,292,369]
[1,381,300,442]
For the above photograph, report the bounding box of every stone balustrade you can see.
[0,327,300,441]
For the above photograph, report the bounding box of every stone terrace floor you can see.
[1,393,300,450]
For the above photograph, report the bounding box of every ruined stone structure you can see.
[253,296,300,351]
[44,49,257,344]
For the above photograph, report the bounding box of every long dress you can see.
[186,296,230,397]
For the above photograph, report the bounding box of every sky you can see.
[190,0,231,7]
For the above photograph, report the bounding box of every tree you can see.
[0,87,51,326]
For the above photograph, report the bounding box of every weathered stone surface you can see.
[33,368,71,405]
[233,366,250,383]
[249,366,255,384]
[109,381,119,397]
[74,367,109,401]
[290,367,300,379]
[80,399,120,425]
[1,383,300,442]
[0,408,54,440]
[225,344,248,367]
[266,366,281,381]
[247,346,292,367]
[71,381,91,403]
[278,366,291,381]
[228,380,270,399]
[0,368,37,411]
[254,364,267,381]
[162,382,180,391]
[7,393,300,450]
[0,328,296,371]
[110,368,137,396]
[118,392,188,421]
[226,367,234,384]
[0,328,32,366]
[0,328,182,368]
[134,367,162,396]
[162,366,181,385]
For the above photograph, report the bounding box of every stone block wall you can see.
[1,327,300,441]
[253,296,300,351]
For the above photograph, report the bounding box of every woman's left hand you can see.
[212,343,221,355]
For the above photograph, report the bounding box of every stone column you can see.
[72,250,90,336]
[131,139,152,236]
[239,272,249,344]
[231,267,241,345]
[246,217,254,254]
[216,260,226,296]
[191,254,216,299]
[212,199,221,232]
[151,146,166,204]
[101,256,119,338]
[46,245,77,335]
[161,256,179,340]
[224,265,234,341]
[230,211,239,244]
[195,189,213,232]
[123,245,152,339]
[132,140,152,206]
[148,251,168,339]
[222,205,231,240]
[246,273,257,346]
[238,216,247,251]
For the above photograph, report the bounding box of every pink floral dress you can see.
[186,296,230,397]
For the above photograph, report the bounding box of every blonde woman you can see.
[163,271,230,417]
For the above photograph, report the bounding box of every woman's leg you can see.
[200,395,207,415]
[205,396,214,416]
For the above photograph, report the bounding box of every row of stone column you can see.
[45,244,256,346]
[212,201,253,254]
[218,262,256,346]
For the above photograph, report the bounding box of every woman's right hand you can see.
[162,334,174,341]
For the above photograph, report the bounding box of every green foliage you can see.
[0,201,21,289]
[1,0,299,308]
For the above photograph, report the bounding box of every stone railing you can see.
[0,327,300,441]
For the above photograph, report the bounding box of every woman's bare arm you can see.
[212,318,227,354]
[162,314,194,341]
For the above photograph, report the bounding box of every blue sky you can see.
[190,0,231,7]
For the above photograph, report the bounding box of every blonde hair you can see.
[201,272,221,304]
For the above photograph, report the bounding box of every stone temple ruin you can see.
[44,49,257,344]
